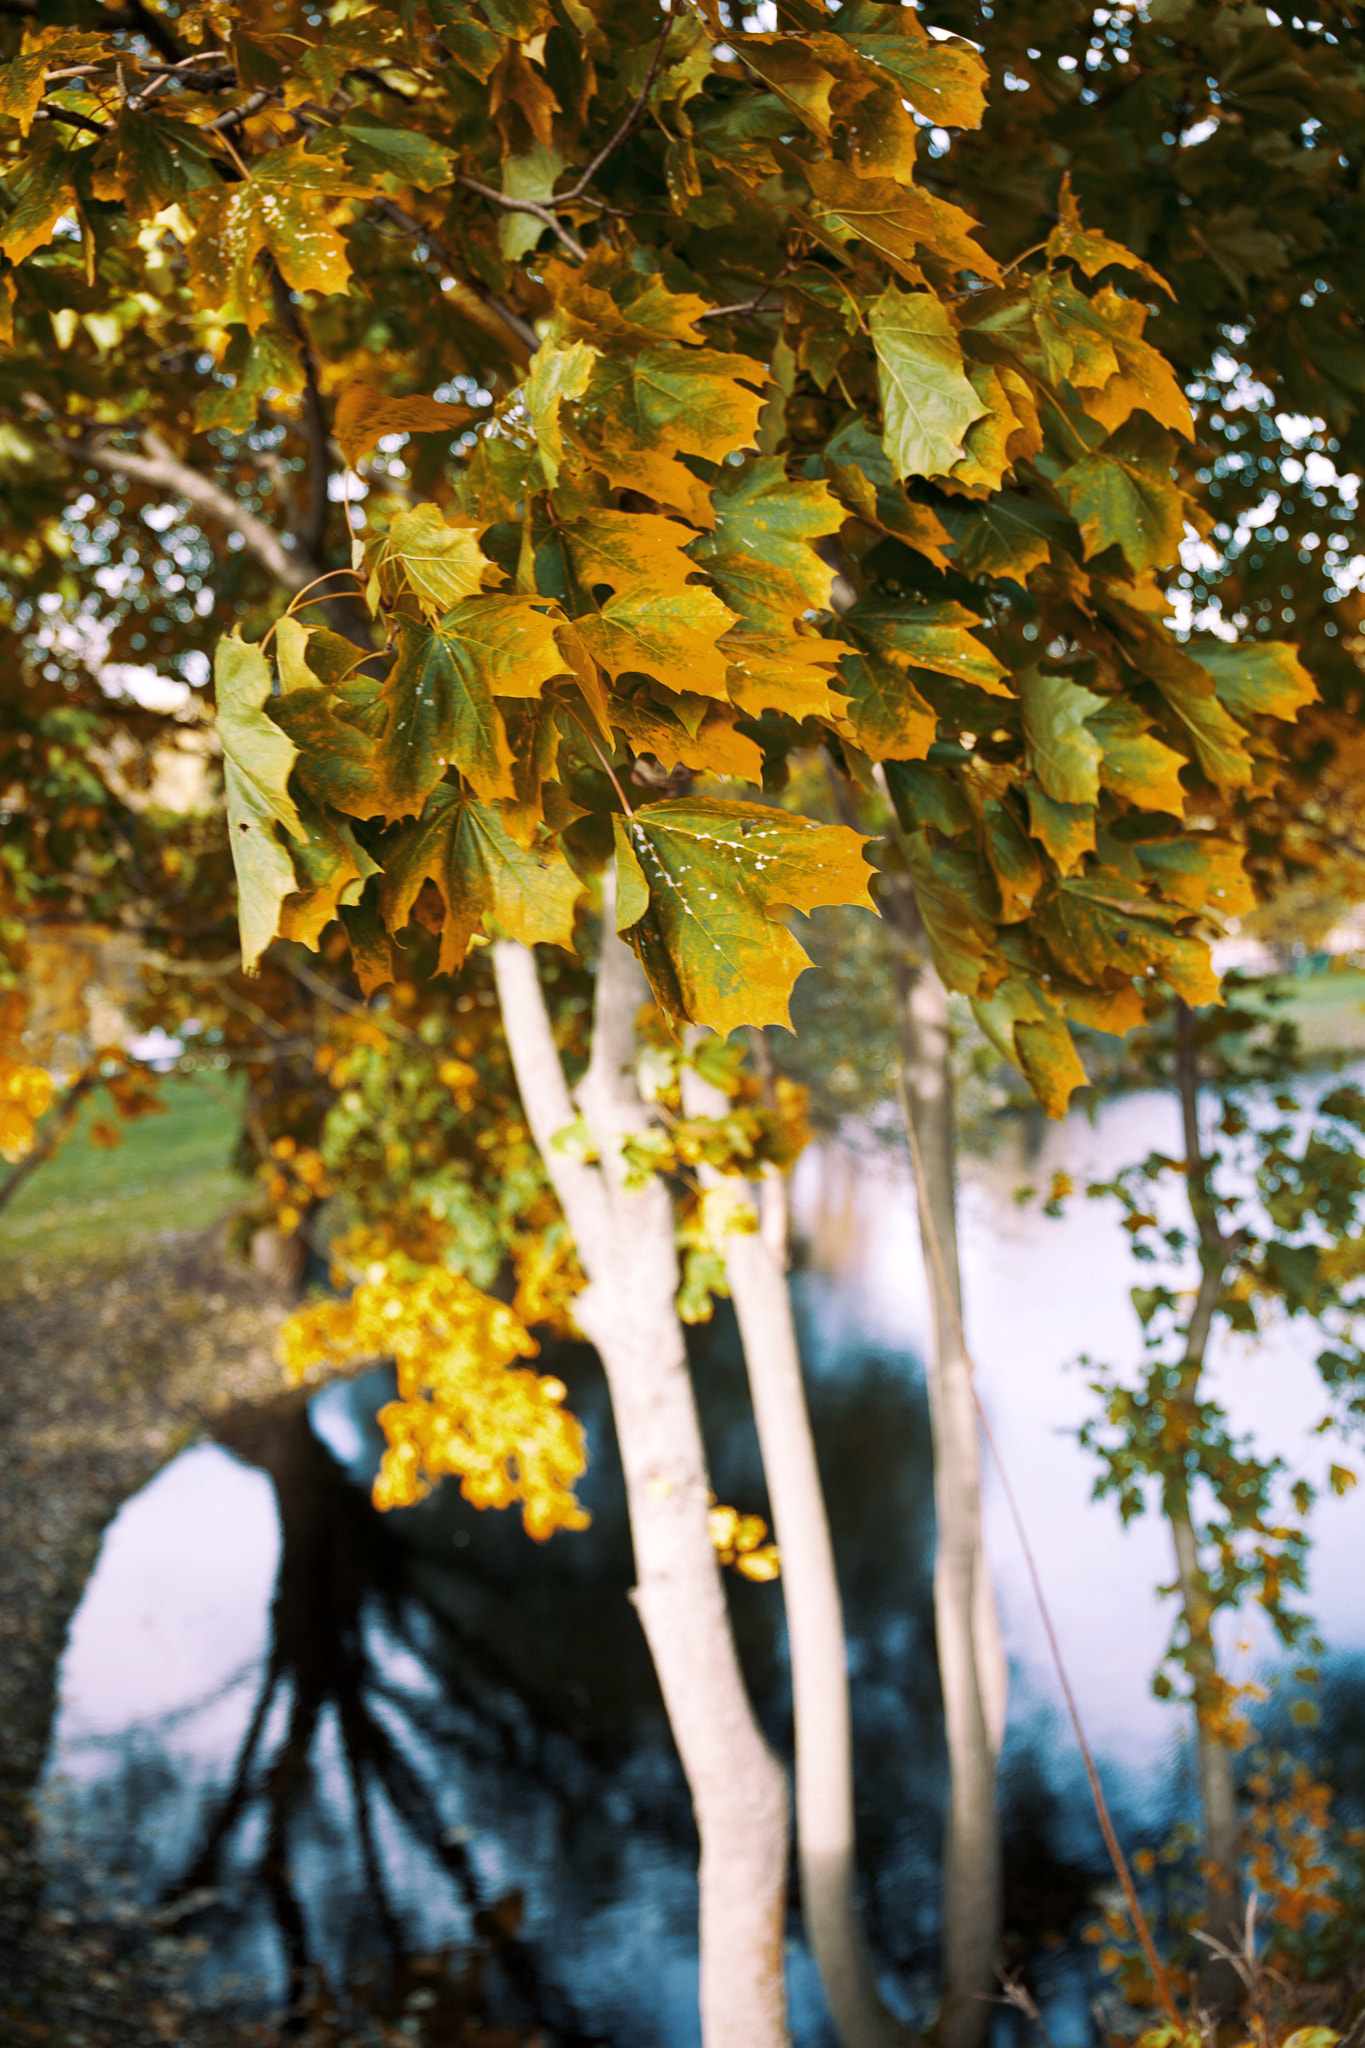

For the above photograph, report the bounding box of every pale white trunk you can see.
[885,882,1004,2048]
[492,921,790,2048]
[683,1052,913,2048]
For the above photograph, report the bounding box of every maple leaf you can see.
[564,512,738,699]
[185,143,362,332]
[1195,642,1318,724]
[1019,666,1105,807]
[369,505,489,619]
[375,612,518,817]
[579,348,768,469]
[614,799,873,1034]
[1087,699,1188,813]
[278,792,382,950]
[831,5,988,128]
[808,161,1000,285]
[1033,874,1218,1004]
[333,388,474,471]
[523,340,598,488]
[971,976,1089,1119]
[844,601,1009,694]
[1046,174,1174,298]
[195,328,304,435]
[869,286,988,481]
[380,785,583,973]
[1135,835,1255,919]
[1055,434,1186,572]
[690,460,843,635]
[215,633,307,972]
[835,653,937,762]
[0,27,106,136]
[0,127,76,265]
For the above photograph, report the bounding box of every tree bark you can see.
[491,915,790,2048]
[682,1059,913,2048]
[1170,1004,1243,2011]
[882,878,1004,2048]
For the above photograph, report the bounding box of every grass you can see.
[0,1068,249,1281]
[1238,962,1365,1057]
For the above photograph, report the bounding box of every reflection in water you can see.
[41,1095,1365,2039]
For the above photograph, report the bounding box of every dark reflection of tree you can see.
[170,1390,605,2043]
[156,1284,1114,2039]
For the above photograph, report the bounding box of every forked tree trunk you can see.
[882,877,1004,2048]
[683,1059,913,2048]
[491,915,790,2048]
[1170,1004,1243,2012]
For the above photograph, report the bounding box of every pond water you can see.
[38,1087,1365,2041]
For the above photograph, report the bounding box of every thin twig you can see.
[894,1069,1187,2034]
[452,174,588,262]
[563,13,673,199]
[0,1067,99,1217]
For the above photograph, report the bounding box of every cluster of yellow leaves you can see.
[0,989,51,1161]
[260,1132,332,1236]
[1245,1762,1346,1936]
[280,1263,589,1541]
[708,1501,780,1584]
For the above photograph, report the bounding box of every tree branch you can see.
[563,13,672,199]
[0,1068,98,1219]
[74,430,312,592]
[452,174,588,264]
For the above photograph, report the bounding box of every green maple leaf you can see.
[1019,666,1105,807]
[844,600,1009,693]
[1054,434,1185,571]
[971,976,1089,1119]
[524,339,598,487]
[1195,642,1318,723]
[1087,699,1187,813]
[380,786,583,973]
[869,285,988,481]
[581,348,768,465]
[690,459,842,635]
[326,110,456,193]
[376,613,515,818]
[830,6,987,127]
[194,327,304,435]
[836,651,937,761]
[1033,873,1217,1003]
[269,676,388,820]
[0,128,77,264]
[613,799,873,1034]
[1025,786,1096,874]
[215,633,307,972]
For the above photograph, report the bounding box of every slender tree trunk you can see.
[682,1059,913,2048]
[1170,1005,1243,2011]
[882,877,1004,2048]
[491,913,790,2048]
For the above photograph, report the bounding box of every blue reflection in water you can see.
[40,1237,1365,2042]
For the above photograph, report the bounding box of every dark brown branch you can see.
[452,174,588,263]
[563,13,672,199]
[35,105,109,136]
